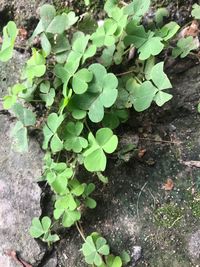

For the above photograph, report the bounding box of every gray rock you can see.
[0,50,27,98]
[187,230,200,264]
[0,114,44,266]
[43,253,58,267]
[131,246,142,266]
[0,0,52,27]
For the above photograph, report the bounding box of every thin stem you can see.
[115,69,135,76]
[139,137,182,145]
[75,222,86,242]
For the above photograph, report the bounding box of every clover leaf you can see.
[132,81,158,112]
[48,167,73,195]
[106,255,122,267]
[10,103,36,152]
[108,7,128,37]
[124,0,151,20]
[81,236,110,266]
[91,19,117,47]
[132,62,172,111]
[3,83,26,109]
[172,36,199,58]
[124,22,164,60]
[72,68,93,94]
[102,109,129,129]
[150,62,172,90]
[30,216,51,238]
[29,216,59,244]
[70,63,118,123]
[31,4,77,37]
[192,4,200,19]
[43,113,64,153]
[104,0,118,16]
[40,81,55,107]
[12,103,36,126]
[68,32,96,64]
[82,183,97,209]
[64,121,88,153]
[157,22,180,41]
[83,128,118,172]
[0,21,18,62]
[22,49,46,81]
[54,196,81,227]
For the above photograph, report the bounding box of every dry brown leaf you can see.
[180,20,199,38]
[18,28,28,40]
[138,149,147,158]
[162,178,174,191]
[5,250,32,267]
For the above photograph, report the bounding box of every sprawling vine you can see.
[1,1,200,266]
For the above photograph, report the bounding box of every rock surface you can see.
[0,50,27,99]
[0,114,44,266]
[188,230,200,264]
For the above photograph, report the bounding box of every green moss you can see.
[191,193,200,218]
[154,203,183,228]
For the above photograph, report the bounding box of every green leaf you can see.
[67,33,96,65]
[150,62,172,90]
[46,13,68,34]
[70,64,118,123]
[72,68,93,94]
[41,216,51,232]
[133,81,158,112]
[106,255,122,267]
[42,113,64,152]
[172,36,199,58]
[83,128,118,172]
[23,49,46,80]
[69,179,85,196]
[12,103,36,126]
[40,33,51,56]
[124,22,164,60]
[82,236,110,266]
[11,121,28,152]
[198,103,200,113]
[104,0,118,16]
[64,121,88,153]
[100,45,115,67]
[62,210,81,227]
[121,250,131,265]
[124,0,151,20]
[158,22,180,41]
[102,109,129,129]
[91,19,117,47]
[40,81,55,107]
[0,21,18,62]
[192,4,200,19]
[29,217,44,238]
[3,83,26,109]
[154,91,172,106]
[40,4,56,29]
[155,8,169,26]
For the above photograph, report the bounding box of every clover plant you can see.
[1,0,198,265]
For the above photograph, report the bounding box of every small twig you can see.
[5,250,32,267]
[139,137,182,145]
[120,1,128,6]
[137,181,148,219]
[169,215,183,229]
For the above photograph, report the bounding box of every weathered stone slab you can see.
[0,114,43,266]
